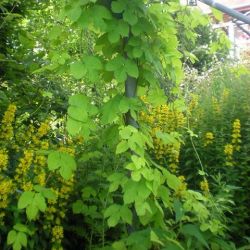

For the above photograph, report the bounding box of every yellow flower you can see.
[175,175,187,197]
[224,144,234,167]
[178,175,186,182]
[205,132,214,140]
[26,125,35,139]
[59,146,75,156]
[31,121,50,146]
[37,121,50,138]
[22,181,33,191]
[0,104,17,140]
[41,141,49,150]
[231,119,241,151]
[140,95,147,103]
[224,144,233,156]
[51,225,64,242]
[36,171,46,186]
[232,119,240,129]
[34,155,47,167]
[0,150,8,171]
[75,136,84,144]
[204,132,214,146]
[0,177,13,223]
[188,94,199,112]
[200,179,209,192]
[140,102,185,172]
[15,150,34,182]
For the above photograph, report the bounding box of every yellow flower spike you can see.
[0,150,8,172]
[224,144,233,156]
[231,119,241,152]
[188,94,199,112]
[30,120,50,147]
[36,155,47,167]
[204,132,214,146]
[140,102,184,173]
[36,171,46,186]
[175,175,187,197]
[15,150,34,184]
[37,121,50,138]
[22,181,33,191]
[51,225,64,242]
[26,125,35,140]
[0,177,13,223]
[0,104,17,140]
[200,179,209,193]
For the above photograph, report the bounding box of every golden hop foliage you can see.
[204,132,214,146]
[0,104,16,140]
[200,179,209,193]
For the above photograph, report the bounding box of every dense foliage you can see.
[180,65,250,246]
[0,0,249,250]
